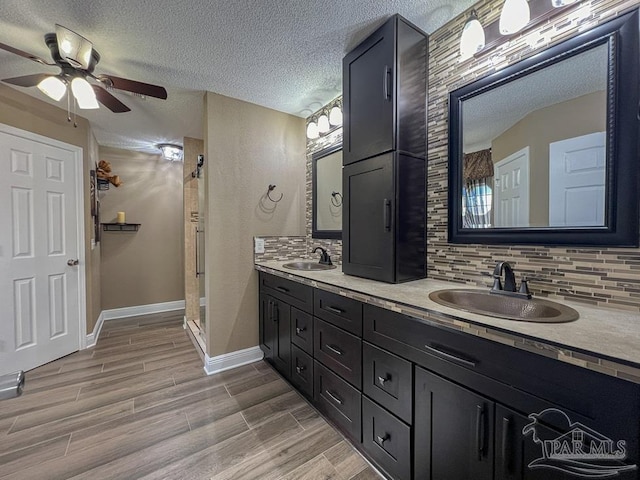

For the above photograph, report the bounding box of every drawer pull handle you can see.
[325,390,343,405]
[296,365,306,374]
[424,344,477,368]
[276,286,290,293]
[378,375,390,386]
[296,327,306,334]
[476,404,485,460]
[325,344,344,356]
[501,417,510,473]
[325,305,345,315]
[376,434,390,446]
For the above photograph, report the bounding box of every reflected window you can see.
[463,181,492,228]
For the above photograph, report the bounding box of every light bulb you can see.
[499,0,530,35]
[71,77,99,109]
[306,121,319,139]
[459,10,485,60]
[317,114,330,133]
[329,106,343,126]
[37,76,66,101]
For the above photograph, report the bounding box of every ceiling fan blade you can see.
[91,85,131,113]
[2,73,52,87]
[97,74,167,100]
[0,42,56,66]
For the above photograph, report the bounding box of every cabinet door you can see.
[343,153,395,282]
[415,366,494,480]
[259,294,276,360]
[271,297,291,378]
[495,405,578,480]
[343,18,395,164]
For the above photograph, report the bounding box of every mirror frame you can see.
[448,9,639,247]
[312,144,342,239]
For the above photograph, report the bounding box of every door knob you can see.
[67,259,79,266]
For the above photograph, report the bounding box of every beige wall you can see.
[183,136,204,322]
[204,92,306,356]
[492,91,606,226]
[99,146,184,310]
[0,84,101,332]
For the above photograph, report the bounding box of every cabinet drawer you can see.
[314,361,362,442]
[362,396,411,480]
[290,345,313,398]
[259,272,313,313]
[314,318,362,388]
[363,342,412,424]
[314,289,363,335]
[291,308,313,355]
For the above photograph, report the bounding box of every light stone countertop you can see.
[255,260,640,383]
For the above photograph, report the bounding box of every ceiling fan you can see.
[0,25,167,114]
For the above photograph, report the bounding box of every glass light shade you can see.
[37,76,66,101]
[329,106,343,126]
[317,114,330,133]
[158,144,183,161]
[71,77,99,109]
[499,0,531,35]
[551,0,578,5]
[306,121,319,139]
[459,11,485,60]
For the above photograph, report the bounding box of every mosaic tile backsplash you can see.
[262,0,640,314]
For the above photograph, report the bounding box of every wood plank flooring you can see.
[0,311,381,479]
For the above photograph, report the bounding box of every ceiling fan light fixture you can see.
[55,24,93,69]
[37,76,66,101]
[71,77,99,109]
[158,143,183,161]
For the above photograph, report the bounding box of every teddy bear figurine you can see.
[97,160,122,187]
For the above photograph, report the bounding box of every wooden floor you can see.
[0,311,381,480]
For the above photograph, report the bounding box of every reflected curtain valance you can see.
[463,149,493,181]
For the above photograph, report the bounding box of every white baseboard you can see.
[85,311,105,348]
[204,346,264,376]
[102,300,185,321]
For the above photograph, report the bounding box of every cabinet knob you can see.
[296,326,306,334]
[295,365,306,374]
[377,375,390,386]
[376,433,390,446]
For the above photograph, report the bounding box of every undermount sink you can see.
[428,289,579,323]
[282,261,336,271]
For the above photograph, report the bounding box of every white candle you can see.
[117,211,125,224]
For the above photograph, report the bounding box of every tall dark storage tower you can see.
[342,14,427,283]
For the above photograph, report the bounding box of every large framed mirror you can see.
[448,9,639,246]
[312,145,342,239]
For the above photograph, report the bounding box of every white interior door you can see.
[549,132,606,227]
[494,147,530,227]
[0,126,83,375]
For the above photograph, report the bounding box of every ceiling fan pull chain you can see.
[73,97,78,128]
[67,89,72,124]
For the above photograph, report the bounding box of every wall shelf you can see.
[102,223,141,232]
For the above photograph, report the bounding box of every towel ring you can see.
[267,184,283,203]
[331,191,343,207]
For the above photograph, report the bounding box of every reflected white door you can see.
[0,128,81,375]
[494,147,530,227]
[549,132,606,227]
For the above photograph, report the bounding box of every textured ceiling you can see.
[0,0,476,153]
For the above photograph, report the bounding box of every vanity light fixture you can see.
[329,104,343,126]
[459,10,485,60]
[306,119,320,139]
[499,0,531,35]
[317,112,330,134]
[157,143,183,161]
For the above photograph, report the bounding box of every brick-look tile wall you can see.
[428,0,640,312]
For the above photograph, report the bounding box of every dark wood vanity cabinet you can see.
[342,14,427,165]
[342,151,426,283]
[341,14,427,284]
[258,272,640,480]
